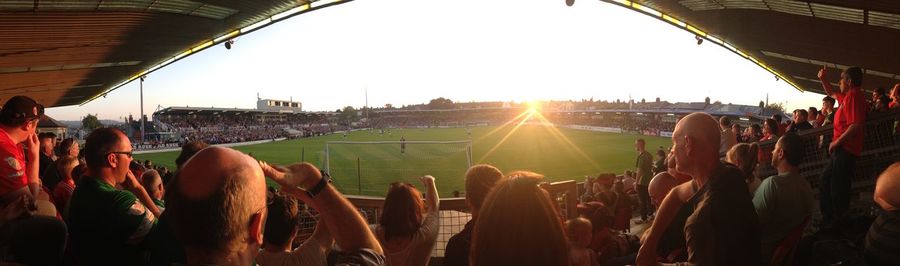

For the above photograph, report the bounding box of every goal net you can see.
[324,140,473,195]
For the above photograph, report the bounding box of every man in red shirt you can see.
[817,65,867,226]
[0,96,44,209]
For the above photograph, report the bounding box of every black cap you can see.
[0,96,45,125]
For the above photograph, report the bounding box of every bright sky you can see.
[46,0,826,121]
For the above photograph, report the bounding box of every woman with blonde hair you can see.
[727,143,762,195]
[471,171,569,265]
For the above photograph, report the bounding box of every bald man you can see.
[169,146,384,265]
[168,147,267,265]
[865,162,900,265]
[637,113,760,266]
[141,169,165,211]
[648,153,688,209]
[646,152,691,261]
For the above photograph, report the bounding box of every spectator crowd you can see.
[0,65,897,266]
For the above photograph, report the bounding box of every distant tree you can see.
[427,97,455,110]
[656,97,660,103]
[384,103,394,109]
[759,101,765,108]
[339,106,358,123]
[641,98,646,103]
[713,100,722,105]
[82,114,103,132]
[704,96,711,105]
[765,102,786,113]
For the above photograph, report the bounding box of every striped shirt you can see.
[865,210,900,265]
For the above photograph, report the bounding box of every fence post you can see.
[357,157,362,194]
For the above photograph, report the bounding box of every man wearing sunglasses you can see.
[0,96,46,211]
[67,127,161,264]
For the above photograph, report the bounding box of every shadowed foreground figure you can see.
[470,171,569,266]
[637,113,760,266]
[444,164,503,266]
[169,146,385,266]
[866,162,900,265]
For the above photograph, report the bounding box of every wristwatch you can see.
[301,170,332,198]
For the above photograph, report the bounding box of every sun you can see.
[525,100,542,114]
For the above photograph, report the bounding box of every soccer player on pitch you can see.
[400,136,406,154]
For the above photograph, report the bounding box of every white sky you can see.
[46,0,826,121]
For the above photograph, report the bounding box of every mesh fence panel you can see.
[294,180,579,260]
[757,109,900,218]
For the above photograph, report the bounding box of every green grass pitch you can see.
[135,125,671,197]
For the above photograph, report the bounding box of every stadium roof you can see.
[603,0,900,94]
[0,0,352,108]
[6,1,898,109]
[37,114,67,129]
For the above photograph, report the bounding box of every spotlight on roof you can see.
[695,35,703,45]
[775,75,780,81]
[224,40,234,50]
[565,0,574,6]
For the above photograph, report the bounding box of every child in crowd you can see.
[612,180,633,232]
[593,174,617,208]
[621,171,636,194]
[53,156,80,212]
[566,217,600,266]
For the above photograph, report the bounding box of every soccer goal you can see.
[323,140,473,195]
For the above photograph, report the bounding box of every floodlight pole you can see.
[140,76,146,145]
[365,88,369,125]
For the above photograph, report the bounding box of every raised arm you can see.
[297,211,334,257]
[123,170,161,218]
[818,66,839,98]
[24,133,40,199]
[421,175,439,211]
[262,162,382,254]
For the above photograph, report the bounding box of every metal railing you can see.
[756,108,900,216]
[295,180,579,260]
